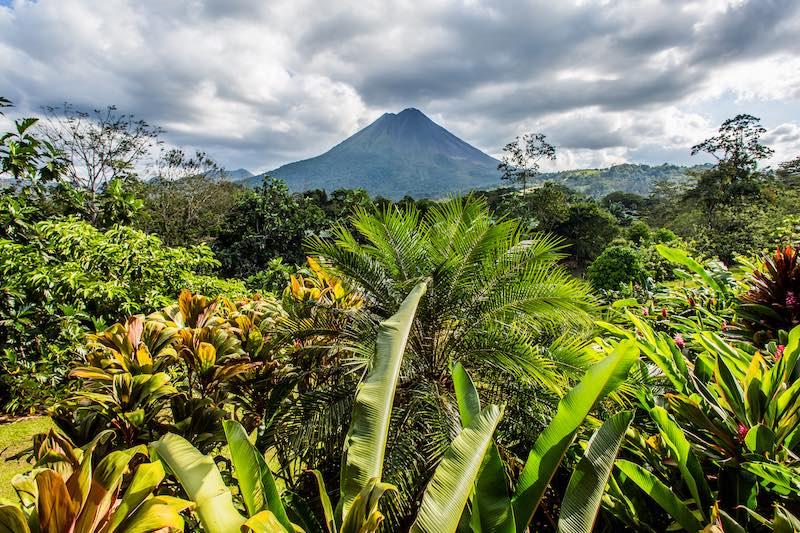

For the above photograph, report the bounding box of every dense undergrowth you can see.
[1,100,800,531]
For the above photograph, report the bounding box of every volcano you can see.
[248,108,501,199]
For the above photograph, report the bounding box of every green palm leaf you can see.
[557,410,633,533]
[340,281,428,518]
[410,404,505,533]
[512,339,639,531]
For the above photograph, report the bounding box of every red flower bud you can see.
[737,423,749,442]
[642,307,649,316]
[661,308,668,318]
[776,345,785,361]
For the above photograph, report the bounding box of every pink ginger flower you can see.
[674,334,685,349]
[786,291,798,307]
[642,307,649,316]
[661,308,668,318]
[776,344,785,361]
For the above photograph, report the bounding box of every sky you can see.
[1,0,799,174]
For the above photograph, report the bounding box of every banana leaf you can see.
[339,281,427,518]
[222,419,292,530]
[558,410,633,533]
[511,339,639,531]
[410,404,505,533]
[151,432,245,533]
[452,362,514,532]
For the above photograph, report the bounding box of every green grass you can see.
[0,416,53,501]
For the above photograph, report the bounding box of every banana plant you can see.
[0,429,191,533]
[511,339,639,532]
[152,420,298,533]
[446,340,637,533]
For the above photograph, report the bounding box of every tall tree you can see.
[134,149,244,246]
[498,132,556,195]
[214,177,326,276]
[39,104,162,222]
[689,114,774,211]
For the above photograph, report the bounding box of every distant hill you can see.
[246,108,501,199]
[536,163,706,198]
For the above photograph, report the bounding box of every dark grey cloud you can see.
[0,0,798,171]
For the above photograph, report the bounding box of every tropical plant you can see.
[600,311,800,531]
[52,290,284,452]
[152,283,638,532]
[738,245,800,343]
[0,429,191,532]
[447,340,637,533]
[587,245,650,291]
[266,197,596,526]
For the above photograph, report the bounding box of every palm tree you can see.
[264,196,597,528]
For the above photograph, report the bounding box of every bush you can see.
[625,220,651,244]
[0,210,245,412]
[587,245,649,291]
[651,227,677,244]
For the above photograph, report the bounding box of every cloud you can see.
[0,0,798,172]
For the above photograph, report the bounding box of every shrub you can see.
[625,220,651,244]
[587,245,649,291]
[0,212,245,413]
[738,244,800,343]
[651,227,677,244]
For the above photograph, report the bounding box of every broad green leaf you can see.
[115,495,192,533]
[512,340,639,531]
[151,432,245,533]
[616,460,703,533]
[242,510,290,533]
[655,245,722,293]
[340,281,427,517]
[649,407,712,519]
[452,362,514,533]
[558,411,633,533]
[103,460,166,533]
[223,419,292,530]
[745,424,776,454]
[741,462,800,497]
[452,362,481,428]
[714,356,746,423]
[411,404,504,533]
